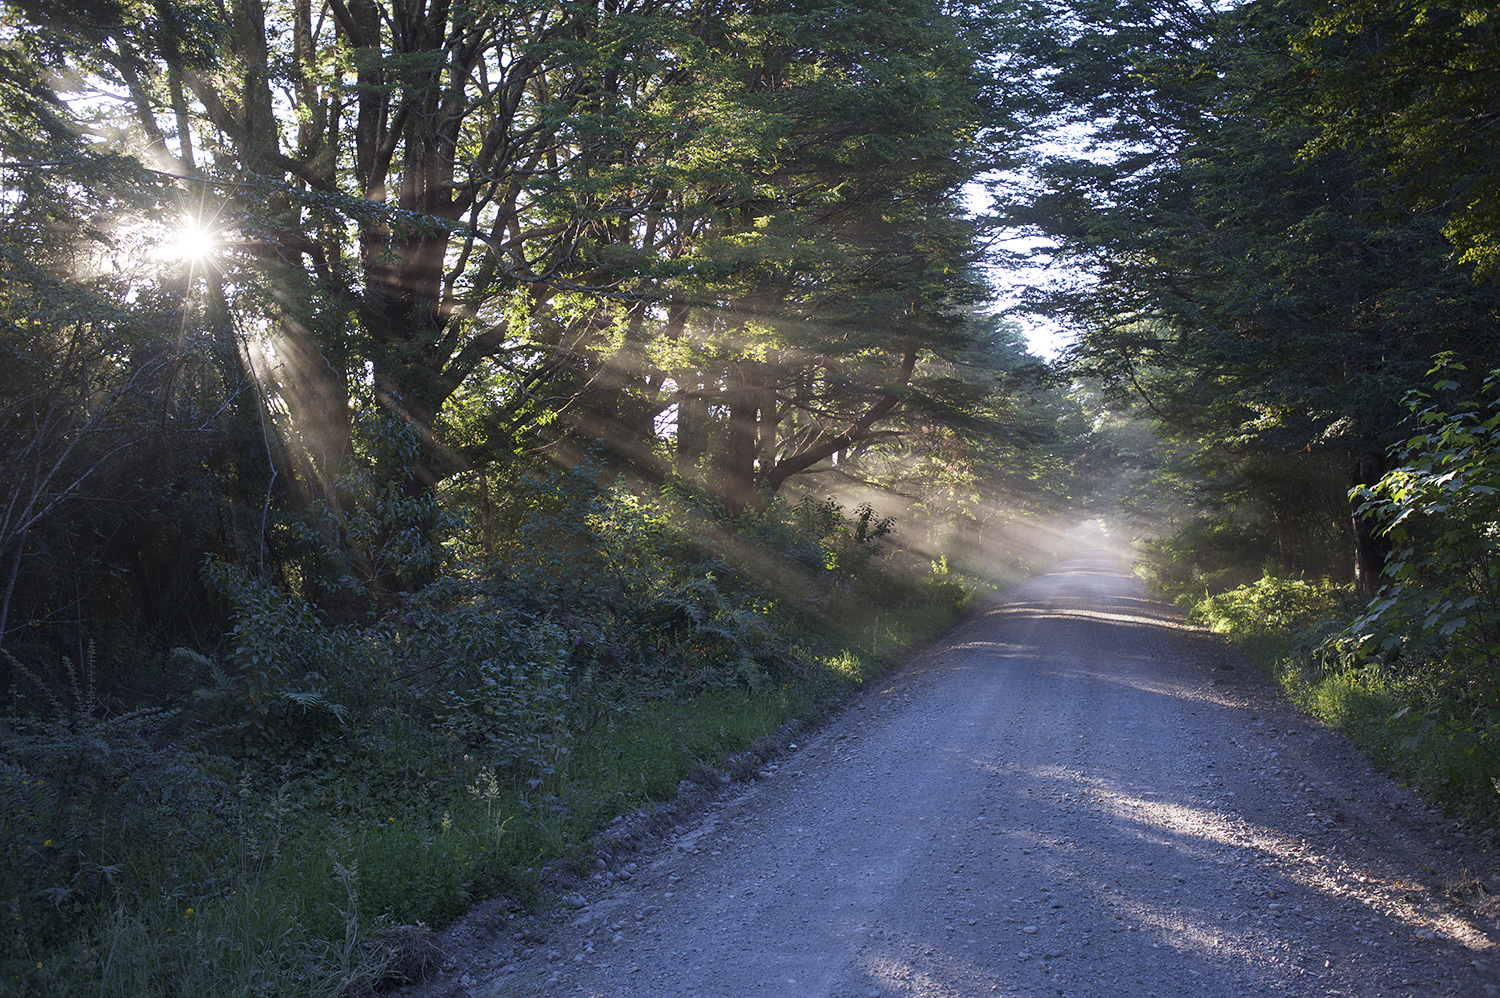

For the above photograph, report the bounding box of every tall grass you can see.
[2,633,939,998]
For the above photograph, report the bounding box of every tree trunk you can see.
[1350,452,1390,592]
[762,347,917,493]
[676,371,709,477]
[720,361,765,518]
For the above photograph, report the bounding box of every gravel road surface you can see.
[427,550,1499,998]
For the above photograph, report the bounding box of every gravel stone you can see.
[395,543,1499,998]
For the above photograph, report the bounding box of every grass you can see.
[1,597,957,998]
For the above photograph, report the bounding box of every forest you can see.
[0,0,1496,994]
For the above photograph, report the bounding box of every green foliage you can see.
[1190,575,1353,641]
[197,562,357,752]
[1292,1,1500,281]
[1287,663,1500,842]
[1325,366,1500,707]
[296,408,460,598]
[1308,366,1500,832]
[1138,515,1281,602]
[0,647,232,991]
[1172,448,1353,575]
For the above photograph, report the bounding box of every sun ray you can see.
[156,215,218,264]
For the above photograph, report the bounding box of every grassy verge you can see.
[1,594,957,998]
[1170,572,1500,848]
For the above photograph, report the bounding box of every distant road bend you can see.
[471,550,1497,998]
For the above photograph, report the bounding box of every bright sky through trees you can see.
[155,216,216,262]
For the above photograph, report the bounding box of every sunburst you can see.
[158,215,218,264]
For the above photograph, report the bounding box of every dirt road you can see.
[445,551,1499,998]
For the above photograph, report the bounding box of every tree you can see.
[1291,0,1500,282]
[996,0,1500,588]
[0,87,224,651]
[0,0,1023,632]
[9,0,1006,511]
[472,0,1007,514]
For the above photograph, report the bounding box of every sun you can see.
[159,216,218,263]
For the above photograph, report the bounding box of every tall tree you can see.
[1292,0,1500,282]
[997,0,1500,588]
[0,0,1015,600]
[0,3,228,649]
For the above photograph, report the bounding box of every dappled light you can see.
[980,601,1191,630]
[766,555,1496,996]
[4,0,1497,992]
[558,555,1494,998]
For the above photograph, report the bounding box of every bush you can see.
[1308,363,1500,839]
[1321,364,1500,714]
[1192,575,1351,637]
[2,466,982,997]
[1,650,232,991]
[1136,514,1282,603]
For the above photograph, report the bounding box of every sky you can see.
[988,235,1072,360]
[967,179,1074,362]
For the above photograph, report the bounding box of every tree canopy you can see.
[0,0,1041,642]
[1292,0,1500,281]
[996,0,1500,587]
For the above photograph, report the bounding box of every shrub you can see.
[2,464,980,997]
[1307,363,1500,838]
[1321,363,1500,716]
[1,650,231,985]
[1192,575,1351,637]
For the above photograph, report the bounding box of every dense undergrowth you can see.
[1,471,997,998]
